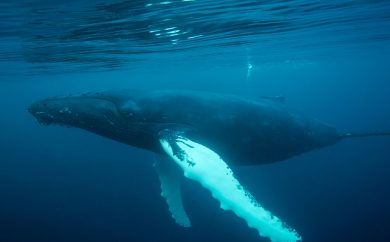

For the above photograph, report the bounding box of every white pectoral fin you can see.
[159,130,302,242]
[154,155,191,227]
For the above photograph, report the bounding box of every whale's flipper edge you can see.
[159,130,302,242]
[154,155,191,227]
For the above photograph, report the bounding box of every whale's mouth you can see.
[34,113,53,125]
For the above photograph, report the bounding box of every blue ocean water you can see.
[1,0,390,241]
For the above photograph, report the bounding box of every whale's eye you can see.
[119,100,141,117]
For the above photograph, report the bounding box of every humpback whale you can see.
[28,90,390,242]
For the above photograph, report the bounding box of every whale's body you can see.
[29,90,341,165]
[28,90,389,242]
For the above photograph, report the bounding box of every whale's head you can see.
[29,92,118,126]
[28,90,162,150]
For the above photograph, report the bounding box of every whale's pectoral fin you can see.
[159,130,302,242]
[154,155,191,227]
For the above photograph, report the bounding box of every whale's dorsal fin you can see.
[159,130,301,242]
[154,155,191,227]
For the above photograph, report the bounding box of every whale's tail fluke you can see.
[340,131,390,139]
